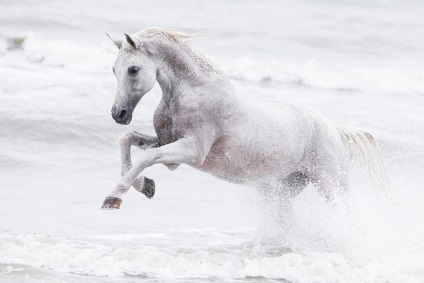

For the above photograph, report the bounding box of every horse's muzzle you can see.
[111,106,132,125]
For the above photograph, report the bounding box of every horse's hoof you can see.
[142,177,155,199]
[101,197,122,210]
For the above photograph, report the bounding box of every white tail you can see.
[337,127,390,195]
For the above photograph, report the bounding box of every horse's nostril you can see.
[118,109,127,119]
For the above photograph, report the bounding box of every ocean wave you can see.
[5,34,115,70]
[219,57,424,95]
[0,228,422,283]
[3,35,423,96]
[0,153,29,171]
[0,114,117,149]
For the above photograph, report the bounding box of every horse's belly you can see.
[196,135,299,184]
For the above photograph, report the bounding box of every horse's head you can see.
[107,33,156,125]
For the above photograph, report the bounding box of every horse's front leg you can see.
[119,131,160,199]
[102,138,205,209]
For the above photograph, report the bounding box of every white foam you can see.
[1,206,424,283]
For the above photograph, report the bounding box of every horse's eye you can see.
[128,66,140,75]
[112,67,115,74]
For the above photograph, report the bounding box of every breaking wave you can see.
[3,35,423,96]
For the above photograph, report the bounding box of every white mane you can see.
[135,28,203,45]
[133,28,223,74]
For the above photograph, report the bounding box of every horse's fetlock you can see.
[116,182,129,193]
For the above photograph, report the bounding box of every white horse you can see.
[102,28,388,210]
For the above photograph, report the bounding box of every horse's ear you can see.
[124,33,138,49]
[105,32,122,49]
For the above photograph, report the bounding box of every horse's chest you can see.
[153,97,201,145]
[153,107,175,145]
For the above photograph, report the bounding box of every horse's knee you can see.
[119,131,134,147]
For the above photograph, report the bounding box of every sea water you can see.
[0,0,423,282]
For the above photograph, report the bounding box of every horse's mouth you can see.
[114,115,132,125]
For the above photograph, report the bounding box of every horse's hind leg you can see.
[309,167,349,208]
[260,172,309,207]
[258,172,309,222]
[276,172,310,214]
[281,172,309,199]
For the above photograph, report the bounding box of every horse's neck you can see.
[156,68,173,104]
[153,40,219,104]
